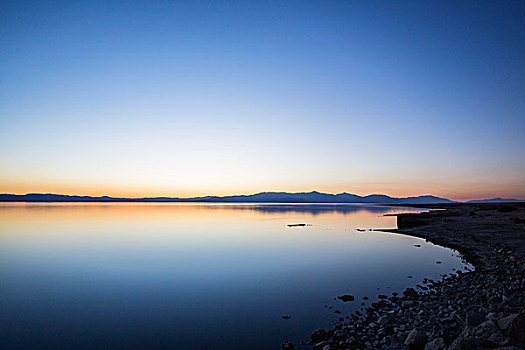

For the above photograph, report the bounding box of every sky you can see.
[1,0,524,201]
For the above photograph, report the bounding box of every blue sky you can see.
[1,0,524,200]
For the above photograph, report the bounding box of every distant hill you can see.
[0,191,454,204]
[467,198,523,203]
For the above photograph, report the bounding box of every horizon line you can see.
[1,191,524,202]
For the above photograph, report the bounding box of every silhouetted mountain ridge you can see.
[467,198,522,203]
[0,192,455,204]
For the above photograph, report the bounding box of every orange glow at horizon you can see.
[1,177,524,202]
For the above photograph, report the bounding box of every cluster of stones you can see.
[297,242,525,350]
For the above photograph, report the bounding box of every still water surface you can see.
[0,203,469,349]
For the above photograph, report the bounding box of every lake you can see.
[0,203,470,349]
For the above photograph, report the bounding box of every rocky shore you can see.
[293,203,525,350]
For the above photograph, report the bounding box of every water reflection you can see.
[1,203,464,350]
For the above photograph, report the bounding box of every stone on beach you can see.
[508,309,525,348]
[423,337,446,350]
[404,328,427,350]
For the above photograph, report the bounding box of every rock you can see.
[466,311,485,327]
[281,340,294,349]
[403,288,419,298]
[497,313,518,330]
[378,294,388,299]
[378,314,394,326]
[311,329,329,342]
[471,320,506,347]
[346,336,357,344]
[404,328,428,350]
[338,294,355,302]
[312,341,328,350]
[448,327,497,350]
[508,309,525,348]
[402,300,415,308]
[423,337,446,350]
[333,329,347,340]
[449,337,497,350]
[487,312,499,321]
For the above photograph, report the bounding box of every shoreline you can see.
[300,203,525,350]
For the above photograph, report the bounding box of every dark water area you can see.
[0,203,470,349]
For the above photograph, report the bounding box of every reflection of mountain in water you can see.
[205,204,402,215]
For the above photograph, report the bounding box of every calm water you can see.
[0,203,469,349]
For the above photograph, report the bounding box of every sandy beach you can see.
[303,203,525,350]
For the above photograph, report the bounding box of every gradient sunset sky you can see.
[1,0,524,201]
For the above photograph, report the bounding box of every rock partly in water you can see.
[311,329,329,342]
[403,288,419,298]
[281,340,294,349]
[337,294,355,302]
[312,341,328,350]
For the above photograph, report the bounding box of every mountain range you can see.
[0,192,521,204]
[0,191,454,203]
[466,198,523,203]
